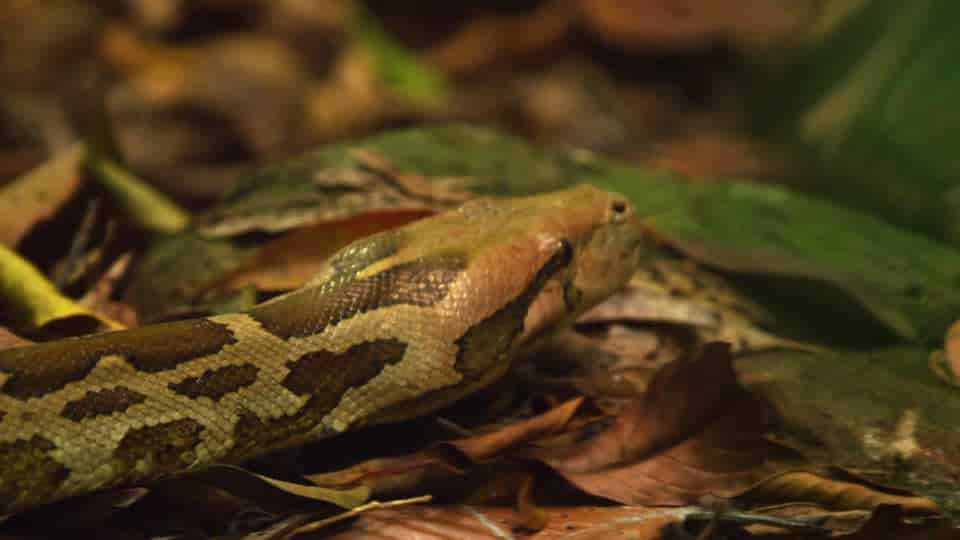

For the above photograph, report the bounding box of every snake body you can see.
[0,184,642,514]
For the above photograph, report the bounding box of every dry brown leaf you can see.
[320,504,691,540]
[515,473,549,532]
[305,43,390,142]
[579,263,816,353]
[533,343,785,506]
[104,25,309,161]
[427,0,576,75]
[741,471,939,515]
[0,326,33,350]
[581,0,816,51]
[830,505,959,540]
[306,398,585,498]
[178,465,370,511]
[753,504,960,540]
[530,343,940,515]
[0,144,85,247]
[523,327,677,398]
[450,397,584,461]
[77,253,139,329]
[930,320,960,386]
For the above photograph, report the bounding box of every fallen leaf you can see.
[317,505,848,540]
[581,0,815,51]
[741,471,939,514]
[450,397,585,461]
[0,243,123,335]
[322,505,687,540]
[532,342,785,506]
[930,320,960,386]
[306,453,461,500]
[196,151,469,238]
[181,465,370,511]
[0,144,86,247]
[77,253,139,328]
[831,504,960,540]
[0,326,33,350]
[427,0,576,75]
[531,343,941,515]
[578,262,819,353]
[88,158,190,235]
[104,27,310,159]
[737,347,960,508]
[753,504,960,540]
[306,398,585,498]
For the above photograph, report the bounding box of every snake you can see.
[0,184,643,515]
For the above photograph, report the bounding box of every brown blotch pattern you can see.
[0,435,68,512]
[283,339,407,398]
[454,238,573,378]
[168,363,260,400]
[249,252,466,339]
[114,418,204,477]
[61,386,148,421]
[226,340,407,460]
[0,318,236,399]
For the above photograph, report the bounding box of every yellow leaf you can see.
[0,243,123,332]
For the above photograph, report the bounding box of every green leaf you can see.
[143,126,960,343]
[595,174,960,344]
[89,158,190,235]
[0,243,122,332]
[738,347,960,517]
[351,2,449,108]
[750,0,960,245]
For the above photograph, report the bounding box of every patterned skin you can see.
[0,184,643,514]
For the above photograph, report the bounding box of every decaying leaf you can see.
[449,397,585,462]
[930,319,960,386]
[306,398,585,498]
[320,505,694,540]
[741,471,939,514]
[316,504,942,540]
[181,465,371,511]
[77,252,139,328]
[581,0,815,51]
[750,504,960,540]
[532,342,785,506]
[531,343,940,515]
[737,347,960,512]
[104,27,310,160]
[0,143,86,247]
[286,495,432,538]
[427,0,575,75]
[0,326,33,350]
[578,261,819,353]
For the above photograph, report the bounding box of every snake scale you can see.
[0,184,643,515]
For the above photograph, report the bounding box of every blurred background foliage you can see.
[3,0,955,244]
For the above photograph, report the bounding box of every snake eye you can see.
[558,239,574,264]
